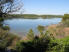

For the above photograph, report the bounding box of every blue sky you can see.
[21,0,69,15]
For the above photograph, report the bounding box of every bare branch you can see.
[0,0,23,17]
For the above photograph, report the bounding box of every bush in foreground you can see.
[16,30,58,52]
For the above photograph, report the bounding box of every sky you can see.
[20,0,69,15]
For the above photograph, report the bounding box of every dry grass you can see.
[47,24,69,38]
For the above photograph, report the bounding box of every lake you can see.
[4,18,62,36]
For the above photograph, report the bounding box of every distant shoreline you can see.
[5,14,63,19]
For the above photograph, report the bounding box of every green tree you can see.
[27,29,34,40]
[37,25,45,35]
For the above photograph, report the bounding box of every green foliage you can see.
[2,26,10,30]
[16,36,49,52]
[63,14,69,20]
[8,14,39,19]
[61,14,69,27]
[37,25,45,35]
[0,18,4,27]
[0,27,69,52]
[64,44,69,52]
[62,14,69,22]
[0,23,3,27]
[62,14,69,27]
[52,36,69,52]
[0,18,4,21]
[40,15,63,18]
[0,28,19,52]
[0,34,15,48]
[6,14,63,19]
[27,29,34,40]
[16,31,58,52]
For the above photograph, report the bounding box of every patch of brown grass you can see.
[47,24,69,38]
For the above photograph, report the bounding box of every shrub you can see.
[0,28,20,52]
[62,14,69,22]
[37,25,45,35]
[16,31,58,52]
[26,29,34,40]
[0,18,4,21]
[0,23,3,27]
[2,26,10,30]
[64,44,69,52]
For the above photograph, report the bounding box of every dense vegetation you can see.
[40,15,63,18]
[0,27,20,52]
[0,22,69,52]
[15,27,69,52]
[61,14,69,27]
[63,14,69,20]
[5,14,63,19]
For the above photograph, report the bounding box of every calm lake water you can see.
[4,18,62,36]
